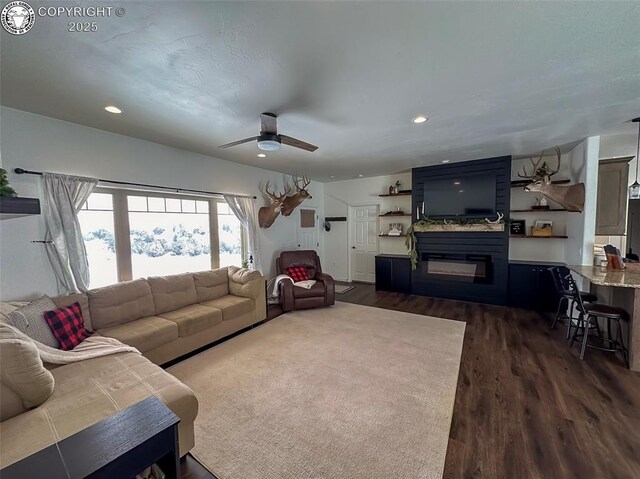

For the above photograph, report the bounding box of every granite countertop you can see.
[568,265,640,289]
[509,260,565,267]
[376,253,411,259]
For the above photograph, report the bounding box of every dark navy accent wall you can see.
[411,156,511,305]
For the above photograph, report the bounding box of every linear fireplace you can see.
[420,253,492,284]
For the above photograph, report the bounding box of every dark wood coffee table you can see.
[1,396,180,479]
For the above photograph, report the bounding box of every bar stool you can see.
[549,266,597,338]
[566,273,630,367]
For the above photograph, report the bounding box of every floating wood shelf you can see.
[510,208,568,213]
[379,213,412,217]
[510,179,570,188]
[379,191,412,197]
[379,234,406,238]
[510,235,568,239]
[0,196,41,220]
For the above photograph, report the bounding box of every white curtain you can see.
[223,194,262,273]
[42,172,98,293]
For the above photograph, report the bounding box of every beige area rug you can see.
[168,302,465,479]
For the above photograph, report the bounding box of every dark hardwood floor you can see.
[181,285,640,479]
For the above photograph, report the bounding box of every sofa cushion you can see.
[148,273,198,315]
[200,295,254,321]
[88,279,156,329]
[98,316,178,352]
[158,304,223,337]
[0,323,55,421]
[194,268,229,302]
[228,266,264,299]
[44,302,91,351]
[7,296,60,348]
[293,281,326,299]
[0,352,198,468]
[52,293,93,331]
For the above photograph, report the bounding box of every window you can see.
[217,202,243,267]
[79,189,245,287]
[79,193,118,288]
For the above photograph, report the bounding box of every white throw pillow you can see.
[8,296,60,348]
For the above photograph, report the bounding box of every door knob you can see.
[352,246,356,249]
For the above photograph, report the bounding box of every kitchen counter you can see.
[569,264,640,371]
[567,265,640,289]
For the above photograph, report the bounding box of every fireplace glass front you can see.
[419,253,493,284]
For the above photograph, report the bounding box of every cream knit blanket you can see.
[1,321,140,365]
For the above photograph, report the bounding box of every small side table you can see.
[1,396,180,479]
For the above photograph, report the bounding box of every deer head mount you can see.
[258,181,291,228]
[281,175,312,217]
[519,146,585,213]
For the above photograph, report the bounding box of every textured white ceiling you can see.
[1,1,639,181]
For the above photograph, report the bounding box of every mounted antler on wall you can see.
[281,175,312,217]
[258,181,290,228]
[519,146,585,213]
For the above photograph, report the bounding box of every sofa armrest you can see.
[228,266,262,298]
[228,266,266,321]
[280,280,295,312]
[315,272,335,306]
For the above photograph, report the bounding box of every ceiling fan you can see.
[218,113,318,152]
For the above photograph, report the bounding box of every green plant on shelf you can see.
[405,214,508,270]
[0,168,17,197]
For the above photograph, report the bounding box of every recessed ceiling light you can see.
[442,160,450,164]
[358,174,364,178]
[459,190,464,193]
[453,181,461,185]
[257,153,266,158]
[412,115,428,124]
[330,175,335,178]
[104,105,122,114]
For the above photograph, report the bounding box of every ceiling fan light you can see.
[257,133,281,151]
[258,140,280,151]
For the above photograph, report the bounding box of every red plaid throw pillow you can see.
[44,302,92,351]
[287,266,309,282]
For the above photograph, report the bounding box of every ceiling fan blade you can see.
[260,113,278,134]
[218,137,259,149]
[279,135,318,152]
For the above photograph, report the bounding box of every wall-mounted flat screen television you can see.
[423,175,496,216]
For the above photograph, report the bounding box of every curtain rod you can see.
[13,168,257,199]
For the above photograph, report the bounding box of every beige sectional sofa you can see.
[89,266,266,365]
[0,266,266,468]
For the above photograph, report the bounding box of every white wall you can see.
[323,172,411,281]
[0,107,323,300]
[564,137,600,267]
[509,138,600,265]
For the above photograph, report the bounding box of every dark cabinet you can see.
[508,263,558,311]
[375,255,411,293]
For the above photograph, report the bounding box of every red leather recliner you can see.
[276,250,335,311]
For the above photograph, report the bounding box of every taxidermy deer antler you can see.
[258,181,291,228]
[280,175,312,217]
[518,146,561,180]
[520,146,585,213]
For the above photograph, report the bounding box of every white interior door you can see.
[296,207,319,251]
[350,205,379,282]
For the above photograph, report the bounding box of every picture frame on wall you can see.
[535,220,553,229]
[510,219,526,236]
